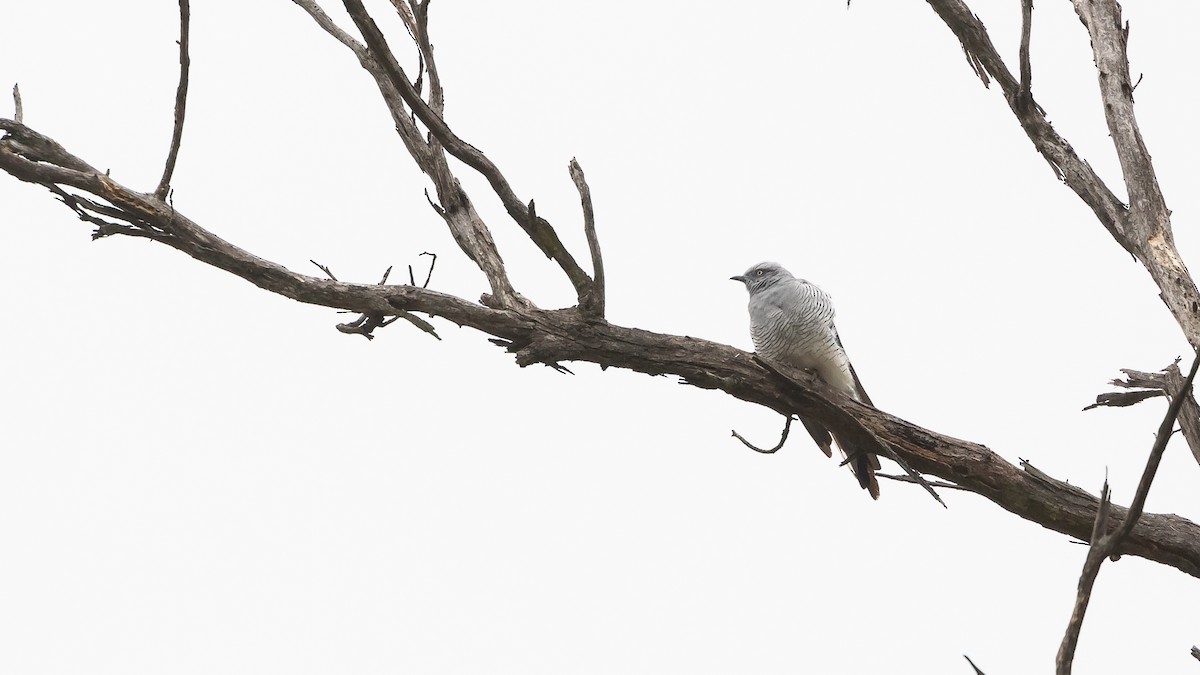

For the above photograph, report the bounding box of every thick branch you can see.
[2,123,1199,578]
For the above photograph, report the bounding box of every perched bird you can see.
[731,261,880,498]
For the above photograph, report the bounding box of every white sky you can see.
[2,1,1198,673]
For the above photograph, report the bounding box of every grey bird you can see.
[731,261,881,499]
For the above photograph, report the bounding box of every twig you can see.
[569,157,604,317]
[732,415,793,454]
[156,0,190,200]
[1018,0,1033,108]
[1056,348,1200,675]
[310,259,338,281]
[419,251,436,287]
[11,84,21,123]
[963,654,987,675]
[877,473,968,491]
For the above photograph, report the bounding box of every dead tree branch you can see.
[11,84,21,123]
[1017,0,1033,108]
[1056,350,1200,674]
[925,0,1200,347]
[336,0,596,308]
[156,0,190,199]
[569,158,604,317]
[3,1,1200,587]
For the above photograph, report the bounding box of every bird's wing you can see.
[834,328,874,407]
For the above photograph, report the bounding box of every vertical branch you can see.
[569,158,604,317]
[410,0,444,117]
[1056,349,1200,674]
[11,84,22,123]
[1017,0,1033,107]
[156,0,191,199]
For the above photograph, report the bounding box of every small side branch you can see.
[732,415,792,454]
[569,158,604,317]
[1017,0,1033,108]
[1056,349,1200,674]
[156,0,191,200]
[11,84,22,123]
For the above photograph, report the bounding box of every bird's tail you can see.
[854,449,881,500]
[833,430,881,500]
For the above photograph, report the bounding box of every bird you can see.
[731,261,881,499]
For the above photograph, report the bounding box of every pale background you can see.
[1,2,1197,673]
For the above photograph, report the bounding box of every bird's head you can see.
[730,261,792,294]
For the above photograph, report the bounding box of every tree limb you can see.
[3,118,1200,577]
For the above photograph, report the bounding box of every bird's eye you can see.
[754,269,764,277]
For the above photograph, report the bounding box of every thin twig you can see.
[11,84,22,123]
[732,415,793,454]
[1018,0,1033,108]
[419,251,436,287]
[1056,348,1200,675]
[156,0,190,200]
[877,473,968,491]
[569,157,604,317]
[310,259,338,281]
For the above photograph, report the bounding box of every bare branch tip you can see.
[310,259,338,281]
[12,83,22,123]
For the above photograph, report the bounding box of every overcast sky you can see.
[2,2,1199,673]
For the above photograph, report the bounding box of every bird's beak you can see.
[730,275,746,283]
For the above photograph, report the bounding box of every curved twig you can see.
[732,415,793,454]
